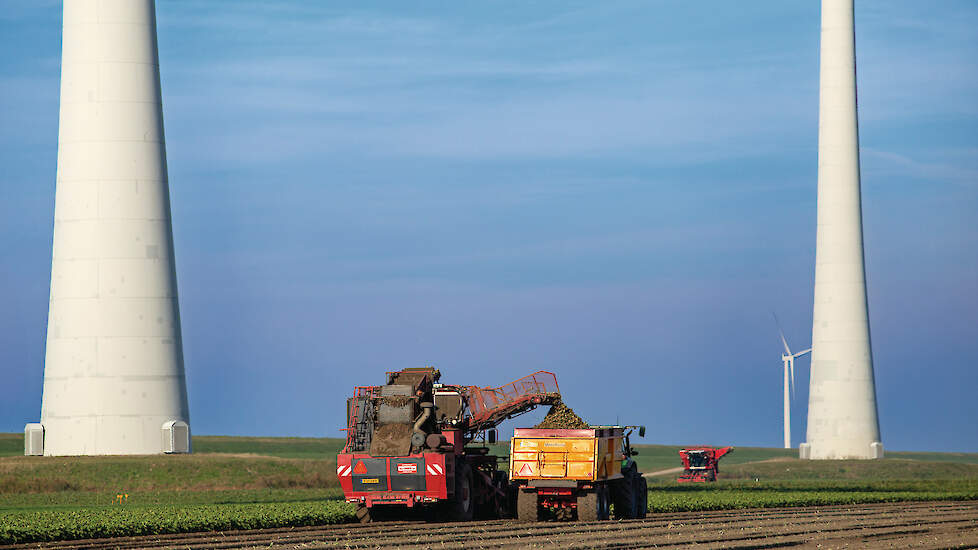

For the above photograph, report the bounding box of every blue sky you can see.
[1,1,976,451]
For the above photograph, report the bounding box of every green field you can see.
[1,433,976,544]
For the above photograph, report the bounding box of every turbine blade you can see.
[773,312,792,355]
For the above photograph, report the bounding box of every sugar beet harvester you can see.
[337,367,561,522]
[677,446,734,482]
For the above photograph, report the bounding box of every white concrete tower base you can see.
[802,0,882,460]
[33,0,190,456]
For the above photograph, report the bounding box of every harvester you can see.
[677,446,734,482]
[337,367,560,522]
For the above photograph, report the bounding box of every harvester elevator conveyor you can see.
[462,371,561,432]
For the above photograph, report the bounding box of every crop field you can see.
[4,501,977,549]
[1,433,976,545]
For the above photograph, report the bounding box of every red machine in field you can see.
[337,367,560,522]
[677,446,734,482]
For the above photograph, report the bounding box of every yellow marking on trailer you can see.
[361,478,380,484]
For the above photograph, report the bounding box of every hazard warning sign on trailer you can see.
[397,463,417,474]
[517,463,534,475]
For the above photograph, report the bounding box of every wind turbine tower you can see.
[800,0,883,460]
[776,319,810,450]
[24,0,190,456]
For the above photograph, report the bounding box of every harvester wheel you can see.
[516,489,539,522]
[448,462,474,521]
[356,505,371,523]
[578,489,599,521]
[635,476,648,518]
[356,505,390,523]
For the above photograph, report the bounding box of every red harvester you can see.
[677,446,734,482]
[337,367,560,522]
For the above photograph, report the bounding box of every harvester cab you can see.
[677,446,734,482]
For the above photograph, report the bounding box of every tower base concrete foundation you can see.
[799,441,883,460]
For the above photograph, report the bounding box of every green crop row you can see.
[646,488,978,513]
[0,500,356,544]
[0,488,345,512]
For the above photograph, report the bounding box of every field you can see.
[7,501,976,549]
[1,433,976,545]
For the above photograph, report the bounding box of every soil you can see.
[534,400,590,429]
[378,395,415,407]
[367,424,413,457]
[5,500,975,549]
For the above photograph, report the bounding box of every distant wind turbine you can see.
[773,313,811,449]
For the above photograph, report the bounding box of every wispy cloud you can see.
[857,2,978,119]
[863,148,978,188]
[160,3,440,36]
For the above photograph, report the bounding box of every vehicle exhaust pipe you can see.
[411,402,434,449]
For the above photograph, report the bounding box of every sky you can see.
[1,1,976,452]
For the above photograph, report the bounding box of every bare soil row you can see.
[5,500,976,550]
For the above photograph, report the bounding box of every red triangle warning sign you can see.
[353,461,368,474]
[518,463,533,475]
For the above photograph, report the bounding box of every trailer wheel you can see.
[516,489,538,522]
[448,462,474,521]
[578,488,599,521]
[635,476,648,518]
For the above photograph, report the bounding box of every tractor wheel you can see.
[598,483,611,520]
[448,462,474,521]
[612,478,635,519]
[505,479,519,519]
[634,476,648,518]
[487,470,509,519]
[516,489,539,522]
[578,489,600,521]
